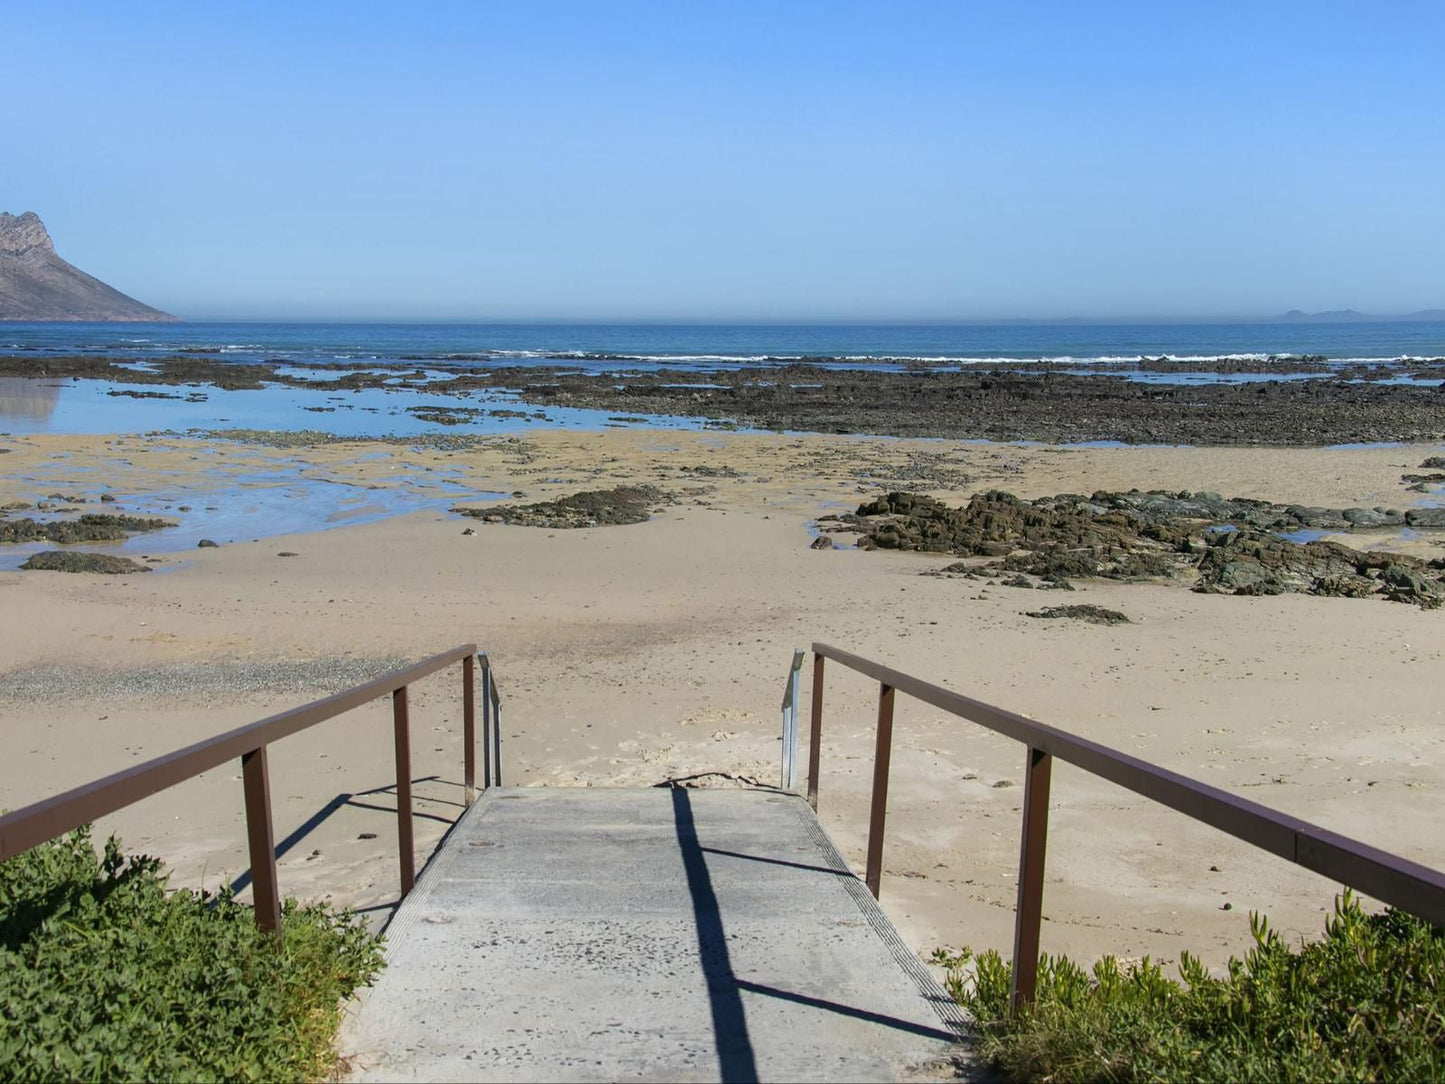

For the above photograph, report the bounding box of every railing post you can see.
[241,746,282,937]
[807,654,825,810]
[780,694,791,791]
[493,695,503,787]
[481,662,493,788]
[781,649,803,791]
[1011,746,1053,1012]
[393,685,416,895]
[864,682,896,899]
[788,650,802,789]
[463,654,476,806]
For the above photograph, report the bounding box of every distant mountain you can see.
[0,212,175,322]
[1272,308,1445,323]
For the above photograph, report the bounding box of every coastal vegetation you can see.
[934,892,1444,1083]
[0,827,383,1082]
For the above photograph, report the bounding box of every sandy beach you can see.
[2,427,1442,968]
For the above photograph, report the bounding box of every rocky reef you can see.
[831,490,1445,608]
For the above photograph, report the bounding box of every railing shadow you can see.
[227,775,464,897]
[671,787,759,1083]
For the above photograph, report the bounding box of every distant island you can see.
[1271,307,1445,323]
[0,211,175,322]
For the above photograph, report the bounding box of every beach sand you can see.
[2,429,1442,967]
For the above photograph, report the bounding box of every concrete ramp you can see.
[339,787,966,1083]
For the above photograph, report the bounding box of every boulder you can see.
[1405,508,1445,528]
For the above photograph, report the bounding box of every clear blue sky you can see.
[4,2,1442,321]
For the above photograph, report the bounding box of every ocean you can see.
[4,319,1445,371]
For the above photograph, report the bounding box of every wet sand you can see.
[2,428,1443,968]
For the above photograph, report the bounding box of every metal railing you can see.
[805,641,1445,1011]
[779,648,804,790]
[479,651,503,792]
[0,644,497,941]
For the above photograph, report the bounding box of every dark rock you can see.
[453,485,668,529]
[855,488,1445,608]
[852,490,1191,581]
[1308,576,1373,599]
[1002,574,1034,588]
[409,405,479,426]
[1405,508,1445,528]
[108,388,183,400]
[20,551,151,574]
[1421,457,1445,469]
[1197,531,1353,596]
[277,551,299,557]
[1026,605,1131,625]
[0,513,174,545]
[810,535,834,550]
[1378,564,1442,608]
[1342,507,1403,528]
[99,493,117,502]
[197,539,219,548]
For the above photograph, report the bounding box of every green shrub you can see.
[933,892,1445,1083]
[0,827,384,1082]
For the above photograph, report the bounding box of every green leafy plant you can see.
[0,826,384,1082]
[933,892,1445,1082]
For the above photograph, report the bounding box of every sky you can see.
[3,2,1443,321]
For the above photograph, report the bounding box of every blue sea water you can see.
[4,319,1445,368]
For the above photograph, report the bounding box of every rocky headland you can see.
[0,212,175,322]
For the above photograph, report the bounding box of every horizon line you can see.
[122,308,1445,327]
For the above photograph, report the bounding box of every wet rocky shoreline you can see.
[505,366,1445,444]
[5,353,1445,445]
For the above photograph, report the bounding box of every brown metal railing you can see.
[0,643,489,940]
[806,642,1445,1011]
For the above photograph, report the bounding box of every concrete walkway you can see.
[339,787,967,1083]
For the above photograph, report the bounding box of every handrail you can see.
[0,643,485,940]
[807,641,1445,1011]
[479,652,503,791]
[779,648,805,789]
